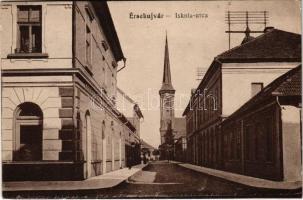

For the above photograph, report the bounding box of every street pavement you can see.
[3,164,147,191]
[3,161,302,198]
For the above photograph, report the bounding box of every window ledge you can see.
[84,63,93,76]
[7,53,49,59]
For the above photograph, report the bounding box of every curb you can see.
[177,163,302,190]
[3,164,149,192]
[127,163,149,182]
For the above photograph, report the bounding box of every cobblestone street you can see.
[3,161,301,198]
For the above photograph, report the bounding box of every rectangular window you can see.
[17,6,42,53]
[86,26,92,66]
[102,40,109,51]
[85,5,94,22]
[251,82,263,97]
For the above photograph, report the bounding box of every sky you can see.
[108,0,301,148]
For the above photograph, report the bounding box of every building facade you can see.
[116,87,144,167]
[174,136,187,162]
[1,1,137,181]
[183,28,301,181]
[222,65,301,181]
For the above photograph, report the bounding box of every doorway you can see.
[14,102,43,161]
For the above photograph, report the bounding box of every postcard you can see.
[1,0,301,198]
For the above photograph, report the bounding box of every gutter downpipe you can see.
[276,95,285,180]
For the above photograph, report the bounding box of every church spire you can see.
[160,33,175,93]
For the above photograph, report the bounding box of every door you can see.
[85,113,92,178]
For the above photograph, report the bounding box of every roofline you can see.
[182,59,221,116]
[134,104,144,119]
[216,57,301,63]
[117,87,136,104]
[222,64,301,124]
[217,28,301,60]
[118,114,136,132]
[183,28,301,116]
[91,2,124,62]
[140,139,156,149]
[117,87,144,118]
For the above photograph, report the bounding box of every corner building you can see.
[183,28,301,181]
[1,1,136,181]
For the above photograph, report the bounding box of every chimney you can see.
[241,26,255,45]
[264,26,274,33]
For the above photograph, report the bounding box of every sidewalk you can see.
[3,163,148,191]
[178,163,302,190]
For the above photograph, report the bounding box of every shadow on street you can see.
[3,161,302,198]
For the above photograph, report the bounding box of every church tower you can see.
[159,34,175,144]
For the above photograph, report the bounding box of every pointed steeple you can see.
[160,33,175,93]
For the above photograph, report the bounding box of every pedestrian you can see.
[128,155,132,169]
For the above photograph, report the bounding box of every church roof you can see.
[160,34,175,92]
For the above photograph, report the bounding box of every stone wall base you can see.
[3,162,84,181]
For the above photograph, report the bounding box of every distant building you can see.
[174,136,187,162]
[183,28,301,181]
[116,87,144,166]
[1,1,136,181]
[173,118,186,162]
[140,140,156,161]
[159,35,186,145]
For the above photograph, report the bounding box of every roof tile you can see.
[218,29,301,61]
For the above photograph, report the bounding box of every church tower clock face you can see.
[163,94,174,110]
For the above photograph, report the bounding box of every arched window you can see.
[13,102,43,161]
[101,120,107,173]
[110,121,114,144]
[102,121,105,139]
[85,111,92,178]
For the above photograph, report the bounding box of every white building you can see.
[1,1,137,181]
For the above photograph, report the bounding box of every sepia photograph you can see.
[0,0,302,198]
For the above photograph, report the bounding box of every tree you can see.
[164,121,174,145]
[164,121,174,162]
